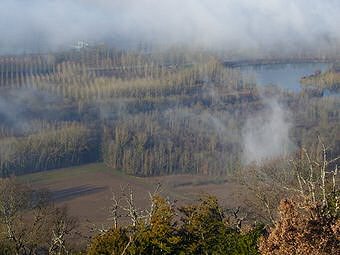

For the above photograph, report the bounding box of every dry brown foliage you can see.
[260,141,339,255]
[259,198,339,255]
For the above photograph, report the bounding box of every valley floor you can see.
[18,163,248,232]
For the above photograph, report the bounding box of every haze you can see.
[1,0,340,55]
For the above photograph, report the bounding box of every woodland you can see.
[0,46,339,254]
[0,47,338,177]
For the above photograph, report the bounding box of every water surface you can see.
[239,62,331,92]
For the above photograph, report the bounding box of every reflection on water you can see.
[239,62,331,92]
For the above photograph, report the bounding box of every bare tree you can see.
[48,207,78,255]
[260,139,339,255]
[0,178,78,255]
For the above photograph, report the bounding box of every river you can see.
[238,62,331,92]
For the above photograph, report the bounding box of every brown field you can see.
[18,163,250,235]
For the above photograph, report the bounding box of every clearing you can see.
[18,163,249,231]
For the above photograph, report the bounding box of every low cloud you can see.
[0,0,339,55]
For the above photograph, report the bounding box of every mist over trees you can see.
[0,0,338,254]
[0,20,338,255]
[0,47,338,177]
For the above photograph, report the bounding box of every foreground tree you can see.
[259,142,339,255]
[88,188,181,255]
[0,178,78,255]
[259,198,339,255]
[88,189,264,255]
[178,195,264,255]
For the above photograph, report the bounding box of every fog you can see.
[1,0,340,55]
[0,88,63,133]
[242,99,294,164]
